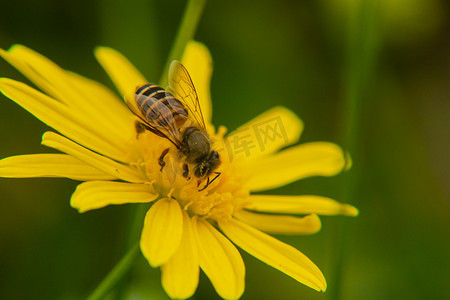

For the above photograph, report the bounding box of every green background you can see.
[0,0,449,299]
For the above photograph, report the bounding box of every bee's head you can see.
[193,151,220,178]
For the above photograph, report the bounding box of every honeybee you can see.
[126,61,220,191]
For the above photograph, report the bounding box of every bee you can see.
[126,61,220,191]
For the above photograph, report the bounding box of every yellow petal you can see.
[140,198,183,267]
[66,71,136,140]
[0,47,57,96]
[0,154,115,181]
[246,195,359,216]
[1,46,132,142]
[243,142,345,192]
[41,131,144,183]
[193,217,245,300]
[71,181,158,213]
[95,47,147,98]
[181,41,213,124]
[2,45,78,103]
[219,218,326,292]
[224,106,303,163]
[0,78,131,163]
[234,210,321,235]
[161,212,199,299]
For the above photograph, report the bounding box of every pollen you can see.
[134,126,249,223]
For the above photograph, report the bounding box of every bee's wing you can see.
[125,88,182,147]
[167,61,207,131]
[125,90,147,120]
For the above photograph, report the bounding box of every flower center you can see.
[134,126,249,222]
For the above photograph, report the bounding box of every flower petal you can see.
[140,198,183,267]
[243,142,346,192]
[41,131,144,183]
[0,47,55,95]
[225,106,303,163]
[1,45,78,105]
[0,78,132,163]
[0,154,115,181]
[219,218,326,292]
[181,41,213,124]
[65,71,136,138]
[161,212,199,299]
[95,47,147,98]
[1,46,133,143]
[234,210,321,235]
[246,195,359,216]
[71,181,158,213]
[193,217,245,300]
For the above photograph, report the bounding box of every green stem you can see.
[328,1,380,299]
[113,203,149,300]
[87,243,140,300]
[159,0,207,86]
[87,0,208,299]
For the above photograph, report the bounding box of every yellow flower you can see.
[0,41,358,299]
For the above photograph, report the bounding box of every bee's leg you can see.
[158,148,170,172]
[182,164,190,179]
[135,121,146,138]
[198,172,221,192]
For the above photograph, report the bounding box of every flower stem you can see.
[159,0,207,86]
[328,1,380,299]
[87,243,140,300]
[87,0,208,299]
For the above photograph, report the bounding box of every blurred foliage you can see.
[0,0,449,299]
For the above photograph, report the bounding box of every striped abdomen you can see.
[135,84,188,129]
